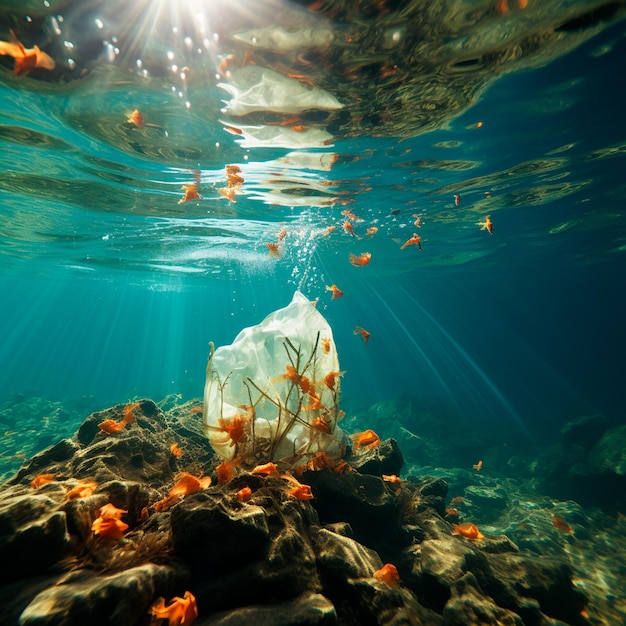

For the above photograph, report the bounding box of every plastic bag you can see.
[203,291,346,467]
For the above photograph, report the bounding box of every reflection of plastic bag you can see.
[218,66,344,116]
[203,291,346,466]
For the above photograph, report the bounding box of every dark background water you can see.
[1,10,625,447]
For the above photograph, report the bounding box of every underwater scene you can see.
[1,0,626,624]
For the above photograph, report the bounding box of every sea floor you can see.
[1,393,624,625]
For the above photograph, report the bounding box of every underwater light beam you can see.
[396,284,531,438]
[368,285,457,402]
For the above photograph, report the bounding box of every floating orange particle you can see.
[266,242,282,258]
[325,284,344,299]
[473,460,483,471]
[400,234,422,250]
[478,215,493,234]
[0,30,55,76]
[179,184,201,204]
[349,252,371,267]
[127,109,145,128]
[125,110,164,132]
[353,326,370,345]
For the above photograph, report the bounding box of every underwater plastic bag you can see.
[203,291,346,466]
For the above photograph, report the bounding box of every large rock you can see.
[0,493,71,586]
[18,564,184,626]
[443,572,524,626]
[588,425,626,476]
[560,414,610,449]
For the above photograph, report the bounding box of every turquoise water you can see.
[1,1,625,445]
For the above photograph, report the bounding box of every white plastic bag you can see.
[203,291,346,466]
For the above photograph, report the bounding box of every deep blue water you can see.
[1,3,625,448]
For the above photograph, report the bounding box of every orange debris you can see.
[149,591,198,626]
[65,479,98,500]
[351,429,381,453]
[0,30,55,76]
[452,522,484,540]
[353,326,370,345]
[236,486,253,503]
[349,252,372,266]
[30,474,56,489]
[325,284,344,299]
[553,514,573,534]
[373,563,400,587]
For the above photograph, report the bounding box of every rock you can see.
[18,564,184,626]
[315,528,437,626]
[0,398,596,626]
[419,536,477,587]
[414,477,448,518]
[560,414,610,448]
[304,471,402,553]
[171,492,272,572]
[482,553,587,625]
[443,572,524,626]
[76,399,162,447]
[173,487,322,614]
[463,485,508,519]
[349,438,404,477]
[10,439,79,484]
[588,425,626,476]
[0,494,71,586]
[203,593,338,626]
[315,528,382,580]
